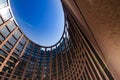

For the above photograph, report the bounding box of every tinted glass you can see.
[13,29,21,39]
[8,36,17,45]
[7,21,16,32]
[0,26,10,38]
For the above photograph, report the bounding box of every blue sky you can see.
[10,0,64,46]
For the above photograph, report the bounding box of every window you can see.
[6,61,14,67]
[0,49,8,57]
[0,8,11,21]
[8,36,17,46]
[12,52,19,58]
[0,34,4,42]
[16,43,23,51]
[27,42,33,49]
[0,26,10,38]
[5,42,12,50]
[2,66,8,72]
[13,29,21,39]
[0,0,8,8]
[10,56,17,63]
[0,17,3,25]
[20,37,27,45]
[2,45,10,52]
[14,49,20,55]
[0,56,4,62]
[7,21,16,32]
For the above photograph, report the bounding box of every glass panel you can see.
[12,52,19,58]
[26,42,33,49]
[6,61,14,67]
[2,45,10,52]
[0,26,10,38]
[5,42,13,50]
[8,36,17,46]
[7,21,16,32]
[0,0,7,8]
[16,43,23,51]
[10,56,17,63]
[20,37,26,45]
[0,17,3,25]
[0,49,8,57]
[14,49,21,55]
[0,34,4,41]
[2,66,8,72]
[13,29,21,39]
[0,56,4,62]
[0,8,11,21]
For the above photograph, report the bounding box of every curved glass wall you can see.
[0,0,114,80]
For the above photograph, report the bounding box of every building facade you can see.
[0,0,120,80]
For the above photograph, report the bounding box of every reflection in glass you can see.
[13,29,21,39]
[0,8,11,21]
[7,21,16,32]
[0,17,3,25]
[0,26,10,38]
[8,36,17,45]
[0,0,7,8]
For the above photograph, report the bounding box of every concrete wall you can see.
[63,0,120,79]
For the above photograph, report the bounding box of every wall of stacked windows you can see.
[0,0,116,80]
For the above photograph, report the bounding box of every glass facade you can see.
[0,17,3,25]
[0,8,11,21]
[7,21,16,32]
[0,0,8,9]
[0,0,115,80]
[0,26,10,38]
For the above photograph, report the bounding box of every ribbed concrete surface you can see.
[63,0,120,79]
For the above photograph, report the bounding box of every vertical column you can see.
[0,33,23,71]
[0,18,13,30]
[67,37,73,65]
[8,40,29,80]
[21,43,34,80]
[32,47,40,80]
[56,46,58,80]
[64,37,69,70]
[1,71,7,80]
[0,27,18,48]
[50,47,52,80]
[60,43,64,79]
[41,48,46,80]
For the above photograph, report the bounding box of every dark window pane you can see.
[16,43,23,51]
[14,49,21,55]
[0,56,4,62]
[20,37,26,45]
[2,45,10,52]
[0,34,4,41]
[0,49,8,57]
[5,42,13,50]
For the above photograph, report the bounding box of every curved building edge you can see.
[0,0,119,80]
